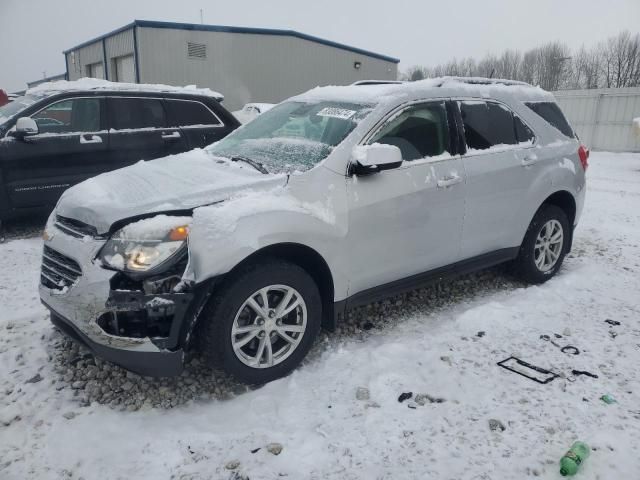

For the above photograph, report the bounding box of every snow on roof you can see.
[26,78,224,101]
[293,77,553,106]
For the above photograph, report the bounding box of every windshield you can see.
[0,95,40,124]
[208,100,373,173]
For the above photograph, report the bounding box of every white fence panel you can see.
[553,87,640,152]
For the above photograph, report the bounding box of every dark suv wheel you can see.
[198,259,322,384]
[514,204,570,284]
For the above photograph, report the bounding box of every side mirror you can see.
[14,117,39,139]
[350,143,403,175]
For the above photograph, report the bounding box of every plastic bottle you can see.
[560,441,590,476]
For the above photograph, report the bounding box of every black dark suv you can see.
[0,83,240,227]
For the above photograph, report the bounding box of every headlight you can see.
[99,215,192,274]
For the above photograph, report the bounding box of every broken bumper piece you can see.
[48,307,184,377]
[39,232,194,377]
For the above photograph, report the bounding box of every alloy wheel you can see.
[534,219,564,272]
[231,285,307,369]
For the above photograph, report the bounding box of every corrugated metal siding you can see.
[137,27,397,110]
[65,29,135,82]
[105,28,135,81]
[66,42,103,80]
[105,28,134,61]
[554,87,640,152]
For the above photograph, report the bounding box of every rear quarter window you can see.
[525,102,575,138]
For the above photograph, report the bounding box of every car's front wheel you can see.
[199,259,322,384]
[513,204,570,284]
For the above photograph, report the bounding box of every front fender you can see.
[186,186,349,298]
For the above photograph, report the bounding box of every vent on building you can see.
[187,42,207,59]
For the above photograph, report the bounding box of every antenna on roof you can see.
[199,9,204,24]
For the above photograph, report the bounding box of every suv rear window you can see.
[165,99,221,127]
[109,98,166,130]
[525,102,574,138]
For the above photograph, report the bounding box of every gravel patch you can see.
[47,265,525,411]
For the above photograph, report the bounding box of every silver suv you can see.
[39,77,587,384]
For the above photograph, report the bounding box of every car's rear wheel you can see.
[198,259,322,384]
[513,204,570,284]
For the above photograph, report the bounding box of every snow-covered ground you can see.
[1,151,639,479]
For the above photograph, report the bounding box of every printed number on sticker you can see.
[316,107,356,120]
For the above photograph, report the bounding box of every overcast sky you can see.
[1,0,639,92]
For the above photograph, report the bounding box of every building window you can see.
[187,42,207,60]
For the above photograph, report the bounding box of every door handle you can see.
[437,174,462,188]
[161,131,181,140]
[79,134,102,144]
[521,154,538,166]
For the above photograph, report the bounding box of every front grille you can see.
[41,246,83,291]
[55,215,98,238]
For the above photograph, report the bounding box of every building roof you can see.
[63,19,400,64]
[27,73,67,88]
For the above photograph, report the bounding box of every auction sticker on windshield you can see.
[316,107,356,120]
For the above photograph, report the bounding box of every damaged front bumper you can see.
[39,228,205,377]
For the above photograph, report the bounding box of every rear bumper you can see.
[47,305,184,377]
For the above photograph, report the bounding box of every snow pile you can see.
[27,77,224,101]
[295,76,552,108]
[56,149,285,233]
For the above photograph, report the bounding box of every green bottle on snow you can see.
[560,441,591,476]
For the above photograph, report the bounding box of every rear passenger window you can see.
[109,98,166,130]
[371,102,450,161]
[165,100,221,127]
[525,102,575,138]
[459,101,517,151]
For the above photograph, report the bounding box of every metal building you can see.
[63,20,400,110]
[554,87,640,152]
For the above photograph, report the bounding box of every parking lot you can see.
[0,151,638,479]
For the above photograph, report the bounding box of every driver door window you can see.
[32,98,101,134]
[371,102,451,161]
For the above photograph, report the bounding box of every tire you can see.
[513,204,570,284]
[198,258,322,384]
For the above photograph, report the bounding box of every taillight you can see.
[578,145,589,171]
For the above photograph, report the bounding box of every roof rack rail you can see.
[436,76,532,87]
[351,80,406,86]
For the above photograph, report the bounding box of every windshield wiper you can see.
[231,156,269,174]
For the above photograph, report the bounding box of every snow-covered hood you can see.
[56,149,287,234]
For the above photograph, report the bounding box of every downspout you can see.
[102,38,109,80]
[133,25,141,83]
[64,52,70,81]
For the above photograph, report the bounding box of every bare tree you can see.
[402,29,640,90]
[601,31,640,87]
[570,46,602,89]
[404,66,428,82]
